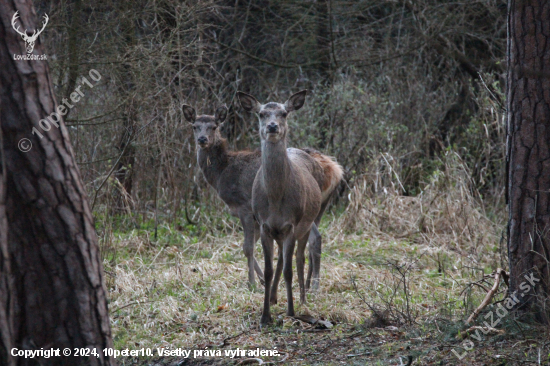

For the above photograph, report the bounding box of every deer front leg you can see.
[282,234,297,317]
[296,232,309,304]
[270,243,284,305]
[306,223,321,293]
[260,232,274,325]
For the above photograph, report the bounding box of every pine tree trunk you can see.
[0,1,114,364]
[506,0,550,323]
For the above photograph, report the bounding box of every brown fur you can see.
[302,147,344,194]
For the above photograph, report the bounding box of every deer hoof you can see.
[260,315,272,325]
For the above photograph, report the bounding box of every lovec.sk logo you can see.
[12,11,48,60]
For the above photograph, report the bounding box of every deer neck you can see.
[197,138,230,187]
[261,137,291,201]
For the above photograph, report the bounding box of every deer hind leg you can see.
[270,241,284,305]
[296,232,309,304]
[242,215,263,290]
[282,234,297,316]
[260,232,275,325]
[252,221,265,285]
[306,224,321,293]
[306,201,328,291]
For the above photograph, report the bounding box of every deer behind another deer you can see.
[183,103,342,294]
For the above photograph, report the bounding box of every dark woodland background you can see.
[38,0,508,222]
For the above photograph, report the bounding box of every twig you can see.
[466,268,508,324]
[111,299,158,313]
[346,351,372,358]
[219,331,247,347]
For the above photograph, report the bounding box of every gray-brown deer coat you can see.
[237,90,340,324]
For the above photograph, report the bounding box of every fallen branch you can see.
[466,268,508,324]
[457,325,505,339]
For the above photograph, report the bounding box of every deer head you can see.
[182,104,228,149]
[12,11,49,54]
[237,90,307,143]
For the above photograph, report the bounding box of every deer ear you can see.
[182,104,196,123]
[284,90,308,112]
[215,105,228,124]
[237,92,261,113]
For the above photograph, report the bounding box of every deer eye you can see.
[212,125,218,130]
[281,112,287,118]
[259,112,266,119]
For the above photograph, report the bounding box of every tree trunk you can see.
[63,0,83,121]
[506,0,550,323]
[315,0,331,81]
[315,0,333,149]
[0,1,113,365]
[112,0,137,213]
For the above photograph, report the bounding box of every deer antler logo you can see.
[11,11,49,54]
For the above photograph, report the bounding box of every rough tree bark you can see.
[0,1,113,365]
[506,0,550,323]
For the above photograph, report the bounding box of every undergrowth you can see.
[96,153,549,365]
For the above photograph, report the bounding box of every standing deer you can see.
[182,103,342,293]
[237,90,342,324]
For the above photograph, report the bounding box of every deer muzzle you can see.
[197,136,208,147]
[266,123,279,133]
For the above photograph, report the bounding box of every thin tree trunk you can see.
[0,1,113,364]
[112,0,137,213]
[63,0,82,122]
[315,0,332,149]
[506,0,550,323]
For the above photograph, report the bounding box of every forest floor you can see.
[100,183,550,365]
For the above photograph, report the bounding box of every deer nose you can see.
[197,136,208,145]
[267,123,278,133]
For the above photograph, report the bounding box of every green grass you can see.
[97,185,548,365]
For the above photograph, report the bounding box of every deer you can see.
[237,90,343,324]
[11,11,49,54]
[182,103,342,294]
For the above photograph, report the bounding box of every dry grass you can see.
[101,156,549,365]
